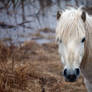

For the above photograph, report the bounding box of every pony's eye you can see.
[57,38,62,43]
[60,39,62,43]
[81,37,85,43]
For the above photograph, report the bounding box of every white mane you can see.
[56,7,91,44]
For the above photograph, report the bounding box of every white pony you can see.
[56,7,92,92]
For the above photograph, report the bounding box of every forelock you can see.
[56,7,85,43]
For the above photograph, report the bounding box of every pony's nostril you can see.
[63,69,79,82]
[75,68,80,75]
[64,69,67,76]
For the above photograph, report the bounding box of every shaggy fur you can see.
[56,7,92,92]
[56,8,86,44]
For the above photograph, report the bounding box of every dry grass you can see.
[0,40,87,92]
[32,32,44,39]
[38,28,55,33]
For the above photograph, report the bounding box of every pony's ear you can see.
[57,11,61,20]
[81,11,86,22]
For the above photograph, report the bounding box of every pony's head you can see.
[56,8,86,82]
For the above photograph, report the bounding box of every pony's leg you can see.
[84,78,92,92]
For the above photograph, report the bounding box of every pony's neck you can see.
[81,14,92,82]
